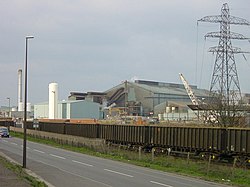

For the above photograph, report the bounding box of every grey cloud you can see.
[0,0,250,106]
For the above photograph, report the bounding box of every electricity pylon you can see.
[198,3,250,126]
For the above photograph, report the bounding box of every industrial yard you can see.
[1,1,250,168]
[1,2,250,187]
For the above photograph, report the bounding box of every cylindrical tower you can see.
[27,103,31,112]
[48,82,58,119]
[18,69,23,111]
[19,102,24,112]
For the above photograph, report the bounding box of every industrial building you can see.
[30,79,250,122]
[68,91,107,105]
[104,80,210,120]
[34,83,103,120]
[65,79,211,121]
[7,77,250,122]
[34,100,102,119]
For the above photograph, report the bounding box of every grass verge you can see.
[11,132,250,187]
[0,154,47,187]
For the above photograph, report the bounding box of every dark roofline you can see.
[87,92,106,96]
[69,92,87,96]
[134,79,197,89]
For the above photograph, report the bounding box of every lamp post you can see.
[6,97,10,131]
[6,97,10,117]
[23,36,34,168]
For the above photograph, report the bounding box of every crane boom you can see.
[179,73,200,105]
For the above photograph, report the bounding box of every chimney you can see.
[18,69,23,111]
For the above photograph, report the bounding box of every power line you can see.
[198,3,250,126]
[198,3,250,105]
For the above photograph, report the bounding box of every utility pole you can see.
[198,3,250,126]
[6,97,10,118]
[6,97,11,131]
[23,36,34,168]
[124,80,128,124]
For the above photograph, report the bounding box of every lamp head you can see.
[26,36,34,39]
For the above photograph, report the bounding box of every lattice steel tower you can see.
[198,3,250,125]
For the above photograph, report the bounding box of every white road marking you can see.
[33,149,45,154]
[150,181,173,187]
[49,154,66,160]
[3,140,8,143]
[11,142,18,145]
[20,145,30,149]
[104,169,134,178]
[72,160,93,167]
[38,160,112,187]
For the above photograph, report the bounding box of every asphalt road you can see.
[0,137,230,187]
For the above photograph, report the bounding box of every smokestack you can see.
[18,69,23,111]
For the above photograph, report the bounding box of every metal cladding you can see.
[48,82,58,119]
[18,69,23,111]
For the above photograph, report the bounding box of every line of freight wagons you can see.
[27,121,250,161]
[1,119,249,165]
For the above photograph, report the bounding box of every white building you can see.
[34,100,102,119]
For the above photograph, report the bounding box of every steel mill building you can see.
[34,80,210,121]
[104,80,210,120]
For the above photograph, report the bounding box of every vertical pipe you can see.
[18,69,23,111]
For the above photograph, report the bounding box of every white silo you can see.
[18,102,24,112]
[17,69,23,111]
[27,103,31,112]
[49,82,58,119]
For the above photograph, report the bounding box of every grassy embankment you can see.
[11,131,250,187]
[0,155,47,187]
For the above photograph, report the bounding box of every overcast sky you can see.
[1,0,250,107]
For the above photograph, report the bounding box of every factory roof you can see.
[35,99,100,105]
[133,80,209,97]
[105,80,210,98]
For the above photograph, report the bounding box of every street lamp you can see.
[23,36,34,168]
[6,97,10,117]
[6,97,10,131]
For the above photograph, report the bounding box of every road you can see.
[0,137,230,187]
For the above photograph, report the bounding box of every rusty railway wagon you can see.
[98,125,250,163]
[4,120,250,165]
